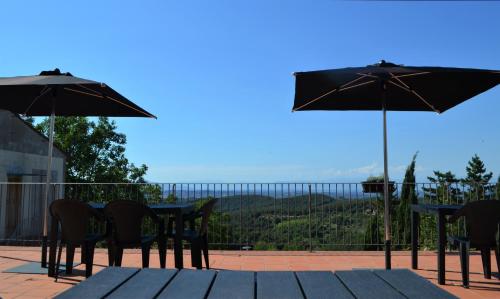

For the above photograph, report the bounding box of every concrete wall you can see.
[0,110,66,241]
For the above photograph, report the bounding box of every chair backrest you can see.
[50,199,97,243]
[198,199,217,236]
[454,200,500,247]
[104,200,155,245]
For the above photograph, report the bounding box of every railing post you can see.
[308,184,312,252]
[239,185,243,250]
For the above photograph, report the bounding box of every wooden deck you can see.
[55,267,456,299]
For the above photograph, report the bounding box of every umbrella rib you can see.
[393,71,431,79]
[338,80,376,92]
[76,84,104,96]
[64,86,156,118]
[389,73,413,90]
[293,75,375,111]
[387,77,440,113]
[356,72,379,79]
[23,86,52,115]
[389,73,440,112]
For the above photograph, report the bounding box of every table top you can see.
[88,202,195,214]
[411,203,462,215]
[55,267,457,299]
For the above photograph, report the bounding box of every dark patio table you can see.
[55,267,457,299]
[410,204,461,285]
[47,202,194,277]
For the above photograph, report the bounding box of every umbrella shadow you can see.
[0,255,38,263]
[418,267,485,276]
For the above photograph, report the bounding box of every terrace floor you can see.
[0,246,498,298]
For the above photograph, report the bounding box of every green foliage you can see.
[363,209,382,250]
[34,116,147,183]
[462,154,493,200]
[365,175,385,183]
[394,152,418,248]
[191,198,234,249]
[463,154,493,184]
[423,171,461,204]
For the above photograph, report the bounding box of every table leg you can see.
[158,218,166,268]
[174,210,184,269]
[41,236,48,268]
[106,221,114,266]
[437,211,446,285]
[47,216,58,277]
[411,210,419,269]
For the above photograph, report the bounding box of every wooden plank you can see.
[156,269,216,299]
[107,268,178,299]
[335,270,404,299]
[374,269,458,299]
[256,271,303,299]
[208,271,254,299]
[55,267,139,299]
[296,271,354,299]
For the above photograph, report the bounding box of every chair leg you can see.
[107,242,115,267]
[495,246,500,276]
[114,247,123,267]
[141,243,151,268]
[481,248,492,279]
[202,235,209,269]
[81,244,86,264]
[459,242,469,288]
[191,240,202,269]
[85,242,95,278]
[158,240,166,269]
[65,244,75,274]
[55,241,63,282]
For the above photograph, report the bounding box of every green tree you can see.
[395,152,418,248]
[419,171,462,249]
[462,154,493,200]
[423,171,461,204]
[35,116,147,183]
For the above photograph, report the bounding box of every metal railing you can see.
[0,182,498,250]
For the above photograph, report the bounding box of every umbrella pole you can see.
[382,88,391,270]
[41,109,55,268]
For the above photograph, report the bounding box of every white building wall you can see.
[0,150,65,240]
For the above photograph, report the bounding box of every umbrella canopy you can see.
[293,61,500,112]
[293,60,500,270]
[0,69,155,117]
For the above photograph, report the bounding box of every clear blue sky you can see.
[1,1,499,183]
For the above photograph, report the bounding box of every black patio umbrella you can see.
[292,60,500,269]
[0,69,156,268]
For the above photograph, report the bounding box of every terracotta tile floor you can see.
[0,246,498,298]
